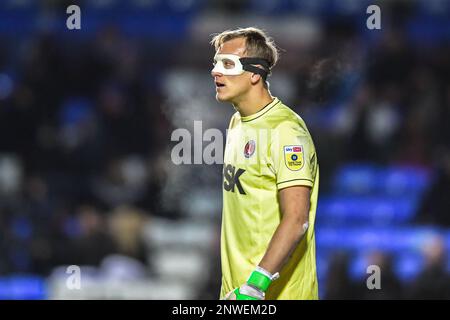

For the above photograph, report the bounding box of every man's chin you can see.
[216,94,231,102]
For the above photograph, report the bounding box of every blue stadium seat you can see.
[317,195,418,226]
[332,163,431,197]
[332,164,378,195]
[0,0,38,11]
[349,252,368,280]
[11,217,33,241]
[380,166,432,196]
[316,252,331,281]
[290,0,330,15]
[248,0,290,15]
[316,227,443,253]
[395,252,425,282]
[0,275,47,300]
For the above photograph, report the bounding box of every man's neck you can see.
[232,88,274,117]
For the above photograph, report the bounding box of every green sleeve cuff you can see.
[247,270,272,292]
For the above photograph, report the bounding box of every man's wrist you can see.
[247,266,280,292]
[255,266,280,281]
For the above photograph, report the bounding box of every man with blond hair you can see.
[211,27,320,300]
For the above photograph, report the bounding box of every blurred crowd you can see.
[0,27,174,276]
[324,235,450,299]
[0,0,449,299]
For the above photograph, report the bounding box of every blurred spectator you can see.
[195,224,222,300]
[416,148,450,227]
[69,205,116,266]
[357,251,403,300]
[91,156,149,208]
[408,235,450,299]
[0,155,23,197]
[324,252,357,299]
[107,205,150,266]
[346,85,401,163]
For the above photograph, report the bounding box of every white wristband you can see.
[255,266,280,281]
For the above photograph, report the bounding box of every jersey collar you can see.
[241,97,280,123]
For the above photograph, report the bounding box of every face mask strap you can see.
[240,57,271,81]
[212,54,271,80]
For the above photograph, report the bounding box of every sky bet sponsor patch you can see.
[284,145,304,171]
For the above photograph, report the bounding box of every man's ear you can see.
[250,73,262,85]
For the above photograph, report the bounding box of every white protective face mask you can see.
[212,54,245,75]
[212,53,270,79]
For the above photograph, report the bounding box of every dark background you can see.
[0,0,449,299]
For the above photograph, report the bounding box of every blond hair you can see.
[210,27,279,73]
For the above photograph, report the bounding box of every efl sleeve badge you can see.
[283,145,304,171]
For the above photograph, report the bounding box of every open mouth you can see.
[215,82,225,87]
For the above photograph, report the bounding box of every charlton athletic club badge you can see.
[244,140,256,158]
[284,145,304,171]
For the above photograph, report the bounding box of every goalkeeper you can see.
[211,27,319,300]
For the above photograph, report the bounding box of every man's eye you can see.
[223,60,235,68]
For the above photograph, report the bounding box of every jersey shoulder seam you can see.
[277,178,314,185]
